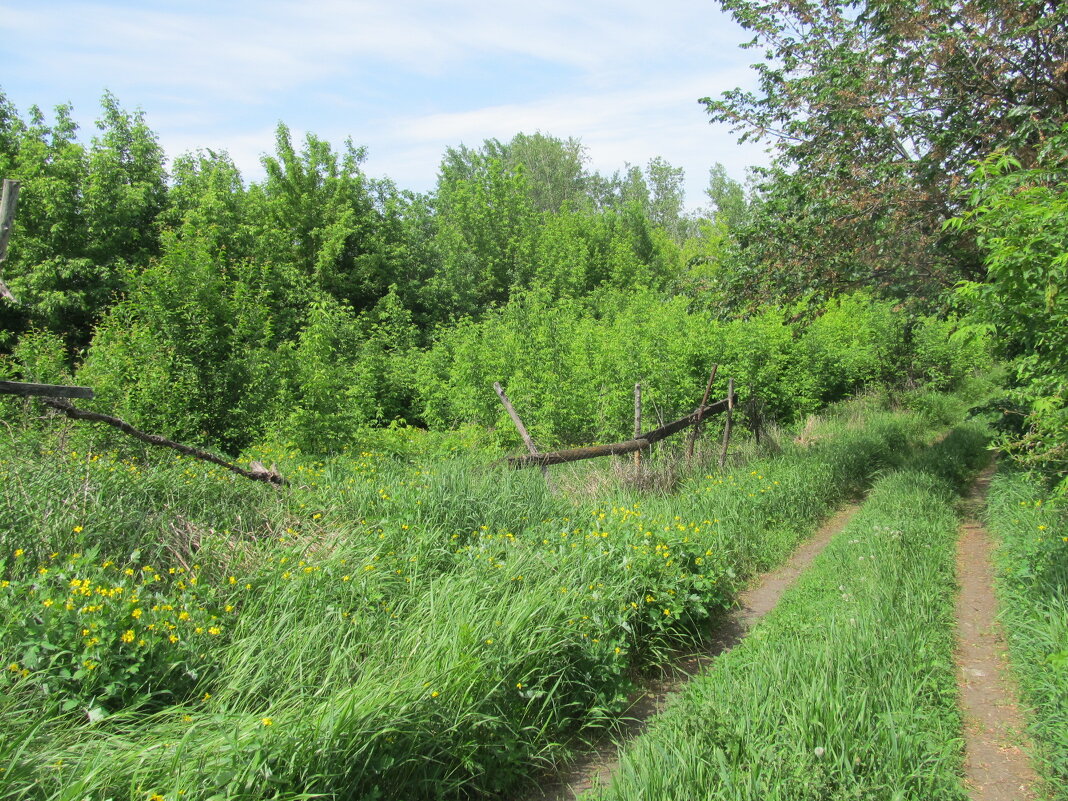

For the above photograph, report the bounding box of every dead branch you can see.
[41,398,287,486]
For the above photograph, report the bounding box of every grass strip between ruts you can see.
[589,422,991,801]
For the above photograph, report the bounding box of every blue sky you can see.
[0,0,771,208]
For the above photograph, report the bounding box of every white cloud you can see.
[370,69,769,204]
[2,0,769,206]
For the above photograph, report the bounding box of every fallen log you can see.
[507,397,729,469]
[40,398,287,486]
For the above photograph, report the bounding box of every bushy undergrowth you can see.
[0,394,955,800]
[7,288,989,457]
[590,423,991,801]
[985,470,1068,798]
[413,289,988,449]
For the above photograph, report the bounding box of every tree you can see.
[644,156,686,243]
[250,123,386,313]
[0,93,168,350]
[502,132,589,213]
[430,143,539,317]
[705,163,749,233]
[704,0,1068,302]
[951,131,1068,487]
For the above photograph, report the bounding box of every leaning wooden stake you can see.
[686,364,719,461]
[0,179,21,302]
[718,378,735,469]
[633,383,642,468]
[494,382,549,479]
[41,398,287,486]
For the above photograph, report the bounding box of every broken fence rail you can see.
[505,394,732,469]
[0,380,95,399]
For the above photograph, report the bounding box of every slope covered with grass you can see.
[0,395,955,800]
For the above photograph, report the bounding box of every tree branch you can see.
[40,398,287,486]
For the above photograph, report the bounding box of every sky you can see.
[0,0,772,209]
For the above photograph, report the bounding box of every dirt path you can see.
[526,503,862,801]
[955,466,1039,801]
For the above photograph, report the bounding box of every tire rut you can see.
[956,466,1040,801]
[525,503,862,801]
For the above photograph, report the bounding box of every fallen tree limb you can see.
[506,397,730,469]
[41,398,287,486]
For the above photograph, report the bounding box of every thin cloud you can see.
[1,0,767,205]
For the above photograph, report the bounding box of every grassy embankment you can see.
[0,391,965,800]
[985,471,1068,800]
[590,422,991,801]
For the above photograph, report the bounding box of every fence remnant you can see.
[686,364,719,460]
[0,380,95,399]
[506,396,731,470]
[633,383,642,467]
[0,179,21,302]
[494,381,550,479]
[718,377,735,468]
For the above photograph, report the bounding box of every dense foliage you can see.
[705,0,1068,307]
[951,130,1068,490]
[0,90,992,461]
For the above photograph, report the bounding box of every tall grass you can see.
[0,396,965,799]
[985,470,1068,799]
[589,423,991,801]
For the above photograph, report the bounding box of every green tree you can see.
[430,143,539,317]
[704,0,1068,301]
[705,163,749,233]
[0,92,168,350]
[644,156,686,242]
[951,132,1068,487]
[249,124,386,313]
[502,132,589,213]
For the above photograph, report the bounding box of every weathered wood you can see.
[0,380,95,399]
[718,378,735,469]
[686,364,719,460]
[510,437,651,468]
[633,383,642,467]
[494,382,550,478]
[41,398,287,486]
[508,398,729,469]
[0,179,21,302]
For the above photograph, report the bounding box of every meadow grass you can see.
[985,470,1068,800]
[0,393,966,799]
[588,423,991,801]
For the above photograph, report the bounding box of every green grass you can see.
[0,395,965,800]
[588,423,991,801]
[985,470,1068,800]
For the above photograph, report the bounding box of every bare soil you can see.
[955,466,1040,801]
[524,503,862,801]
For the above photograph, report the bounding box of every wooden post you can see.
[686,364,719,460]
[718,378,735,469]
[633,383,642,468]
[0,179,21,302]
[494,382,549,479]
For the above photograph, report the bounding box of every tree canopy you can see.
[704,0,1068,305]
